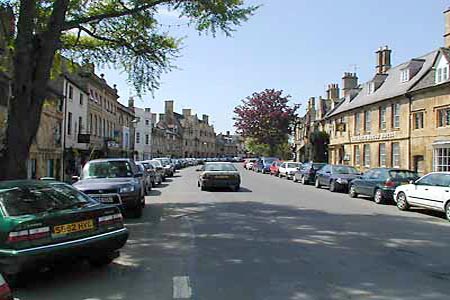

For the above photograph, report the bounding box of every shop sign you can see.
[350,132,396,143]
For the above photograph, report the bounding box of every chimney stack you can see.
[165,100,174,114]
[326,83,340,101]
[182,109,191,117]
[376,46,391,74]
[226,131,230,136]
[128,97,134,108]
[342,72,359,97]
[202,114,209,124]
[444,8,450,48]
[151,113,157,125]
[159,113,165,122]
[308,97,316,111]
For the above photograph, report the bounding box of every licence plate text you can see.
[53,220,94,235]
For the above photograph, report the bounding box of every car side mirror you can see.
[71,175,79,183]
[409,179,416,185]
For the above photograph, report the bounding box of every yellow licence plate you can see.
[53,220,94,235]
[215,176,230,179]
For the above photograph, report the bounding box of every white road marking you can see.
[173,276,192,299]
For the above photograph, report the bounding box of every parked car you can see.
[315,164,360,192]
[394,172,450,221]
[147,159,166,181]
[293,162,326,184]
[73,158,145,218]
[349,168,418,204]
[0,273,12,299]
[136,163,153,195]
[197,162,241,191]
[269,160,283,176]
[244,158,258,170]
[278,162,302,179]
[140,161,162,186]
[154,157,174,177]
[0,180,129,282]
[254,157,278,174]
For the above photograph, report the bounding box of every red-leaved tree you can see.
[234,89,299,156]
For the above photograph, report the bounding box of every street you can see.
[15,165,450,300]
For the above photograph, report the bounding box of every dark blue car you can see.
[293,162,326,184]
[315,164,360,192]
[254,157,279,174]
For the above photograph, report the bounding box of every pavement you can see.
[14,165,450,300]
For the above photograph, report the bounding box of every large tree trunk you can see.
[0,0,70,180]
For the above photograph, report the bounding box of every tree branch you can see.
[62,0,177,30]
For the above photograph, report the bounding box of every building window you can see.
[392,103,400,128]
[67,112,72,135]
[436,66,449,84]
[367,82,375,95]
[78,117,82,134]
[145,134,149,145]
[379,106,387,130]
[47,159,54,178]
[68,85,73,100]
[354,145,360,166]
[136,132,140,144]
[80,93,84,105]
[354,113,361,135]
[392,143,400,168]
[437,108,450,127]
[27,159,37,179]
[400,69,409,82]
[413,112,424,129]
[364,111,371,132]
[379,143,386,167]
[363,144,371,167]
[145,119,150,126]
[103,119,106,137]
[90,114,93,133]
[434,147,450,171]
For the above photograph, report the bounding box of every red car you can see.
[270,160,283,176]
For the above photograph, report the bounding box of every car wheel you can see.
[88,253,116,268]
[396,192,409,211]
[349,185,358,198]
[374,189,384,204]
[445,202,450,222]
[315,178,321,188]
[201,184,206,191]
[329,180,337,192]
[130,201,143,218]
[301,176,307,185]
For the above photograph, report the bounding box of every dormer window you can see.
[400,69,410,82]
[436,66,449,84]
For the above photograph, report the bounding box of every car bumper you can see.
[0,228,129,275]
[380,188,395,200]
[202,179,240,188]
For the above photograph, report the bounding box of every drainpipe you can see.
[405,92,413,171]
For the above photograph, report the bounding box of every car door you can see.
[408,173,447,209]
[319,165,331,186]
[367,169,385,197]
[354,170,372,196]
[279,163,286,176]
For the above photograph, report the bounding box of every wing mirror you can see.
[409,179,416,185]
[71,175,79,183]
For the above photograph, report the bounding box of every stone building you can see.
[152,100,184,158]
[129,98,152,161]
[216,131,245,157]
[117,102,135,158]
[180,107,216,158]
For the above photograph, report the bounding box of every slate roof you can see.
[410,48,450,92]
[327,49,439,118]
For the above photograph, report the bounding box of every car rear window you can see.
[204,164,237,171]
[83,161,133,179]
[0,183,94,217]
[312,163,325,170]
[389,170,418,179]
[287,163,301,168]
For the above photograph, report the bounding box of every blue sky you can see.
[100,0,449,134]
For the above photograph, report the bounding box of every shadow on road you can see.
[13,201,450,300]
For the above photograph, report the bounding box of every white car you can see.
[278,162,302,179]
[394,172,450,221]
[245,159,258,170]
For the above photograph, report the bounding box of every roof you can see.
[410,48,450,93]
[327,49,439,118]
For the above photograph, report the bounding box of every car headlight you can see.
[119,185,135,193]
[336,178,347,184]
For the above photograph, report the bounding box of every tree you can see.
[0,0,258,180]
[234,89,299,156]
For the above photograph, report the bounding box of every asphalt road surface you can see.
[15,165,450,300]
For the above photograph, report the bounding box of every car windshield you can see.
[287,163,301,168]
[312,163,326,170]
[334,166,359,174]
[389,170,418,179]
[204,164,237,172]
[83,161,133,179]
[264,158,277,164]
[150,160,162,167]
[0,183,95,217]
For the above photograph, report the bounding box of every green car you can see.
[0,180,129,280]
